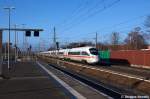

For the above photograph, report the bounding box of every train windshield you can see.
[89,48,98,55]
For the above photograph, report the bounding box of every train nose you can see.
[90,56,99,64]
[95,56,99,62]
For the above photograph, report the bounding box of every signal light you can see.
[34,31,39,37]
[25,31,31,36]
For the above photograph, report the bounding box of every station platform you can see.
[0,61,74,99]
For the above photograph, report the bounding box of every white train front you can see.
[40,46,99,64]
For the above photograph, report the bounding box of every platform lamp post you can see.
[22,24,26,57]
[14,24,19,62]
[4,7,15,69]
[16,26,19,60]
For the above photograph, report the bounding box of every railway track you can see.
[60,59,150,80]
[40,56,150,81]
[49,64,123,99]
[38,56,150,95]
[39,55,150,81]
[94,65,150,80]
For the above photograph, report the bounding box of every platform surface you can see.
[0,62,73,99]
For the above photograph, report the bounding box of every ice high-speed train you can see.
[39,46,99,64]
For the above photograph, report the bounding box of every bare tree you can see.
[144,15,150,42]
[111,32,120,45]
[124,27,147,50]
[110,32,120,50]
[145,15,150,33]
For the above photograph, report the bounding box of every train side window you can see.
[68,52,80,55]
[81,51,89,56]
[89,48,98,55]
[68,52,71,55]
[58,52,64,55]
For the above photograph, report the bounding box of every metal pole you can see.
[22,24,26,57]
[39,40,40,52]
[0,56,2,76]
[4,7,15,70]
[8,9,10,69]
[95,32,97,49]
[14,24,17,62]
[16,30,18,59]
[54,27,56,50]
[0,30,2,76]
[25,36,28,57]
[23,28,24,57]
[5,43,6,59]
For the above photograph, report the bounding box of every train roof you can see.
[69,46,94,49]
[40,46,96,53]
[59,46,95,52]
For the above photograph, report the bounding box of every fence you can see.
[110,50,150,68]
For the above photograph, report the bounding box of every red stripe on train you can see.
[63,55,95,58]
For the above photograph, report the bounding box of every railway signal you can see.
[34,31,39,37]
[25,30,31,36]
[25,30,39,37]
[0,28,43,75]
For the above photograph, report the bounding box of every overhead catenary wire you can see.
[49,0,113,45]
[58,0,106,30]
[73,14,146,36]
[49,1,147,46]
[59,14,146,44]
[59,0,120,33]
[49,0,90,34]
[49,0,148,47]
[55,0,90,28]
[96,15,147,33]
